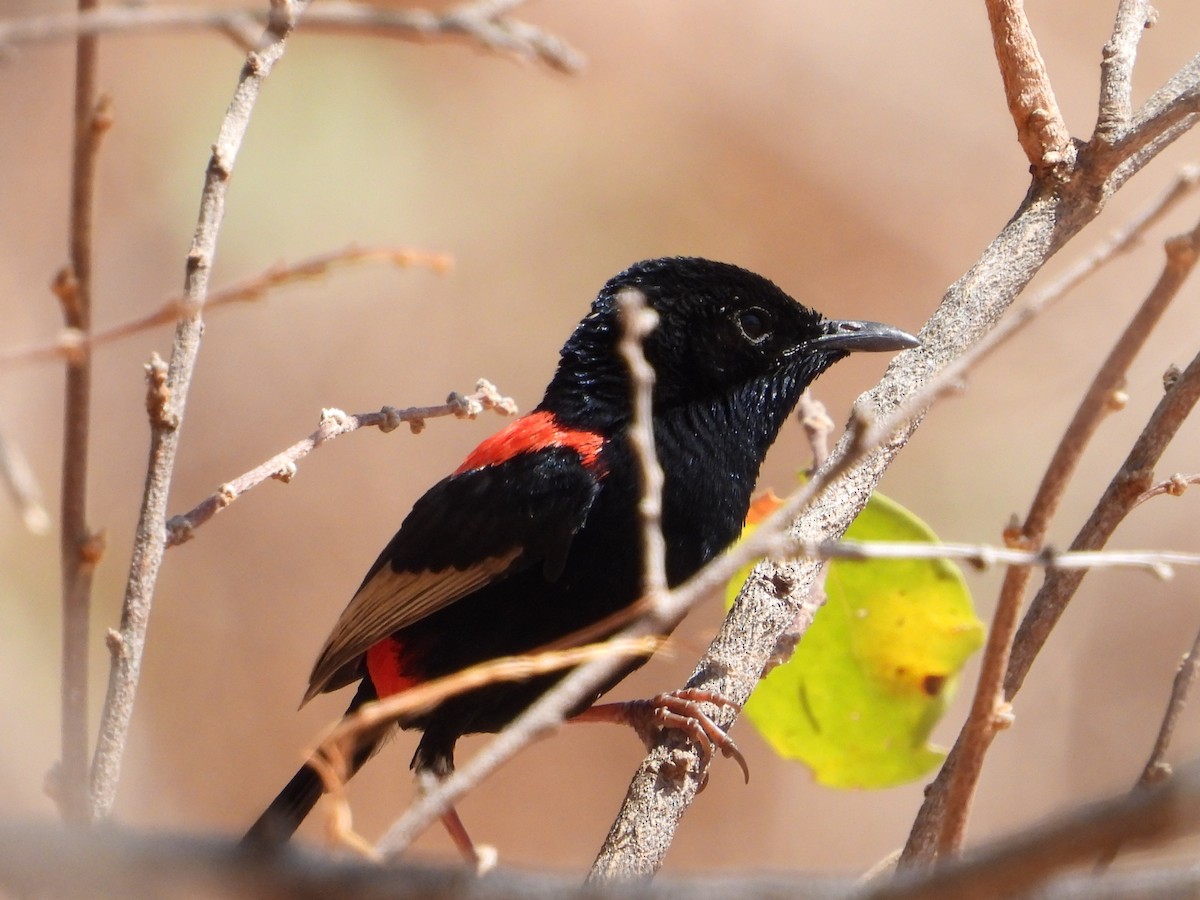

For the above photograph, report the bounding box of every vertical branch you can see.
[58,0,111,825]
[615,288,667,604]
[88,0,308,819]
[985,0,1073,175]
[1095,0,1153,142]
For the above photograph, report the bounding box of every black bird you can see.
[245,257,918,858]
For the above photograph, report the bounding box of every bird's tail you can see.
[242,679,384,847]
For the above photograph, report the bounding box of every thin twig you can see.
[0,0,585,73]
[58,0,110,826]
[985,0,1073,176]
[0,246,451,370]
[1134,472,1199,508]
[89,0,309,821]
[1095,623,1200,869]
[1006,351,1200,691]
[615,288,668,605]
[906,206,1200,865]
[797,390,834,472]
[164,380,516,547]
[781,539,1200,576]
[0,422,50,534]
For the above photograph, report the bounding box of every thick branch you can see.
[985,0,1073,175]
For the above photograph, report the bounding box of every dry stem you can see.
[164,381,515,547]
[0,246,451,370]
[0,0,585,73]
[986,0,1073,175]
[914,205,1200,863]
[89,0,309,820]
[58,0,108,825]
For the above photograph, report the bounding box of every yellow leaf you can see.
[727,489,984,789]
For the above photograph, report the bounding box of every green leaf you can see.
[726,490,984,789]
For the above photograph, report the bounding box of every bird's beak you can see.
[809,319,921,354]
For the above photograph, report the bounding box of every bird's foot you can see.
[573,687,749,784]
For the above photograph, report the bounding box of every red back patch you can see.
[454,410,604,475]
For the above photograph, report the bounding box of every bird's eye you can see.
[736,307,773,344]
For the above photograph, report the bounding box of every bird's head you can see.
[544,257,919,425]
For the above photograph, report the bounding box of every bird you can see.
[243,256,919,859]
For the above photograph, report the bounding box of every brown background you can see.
[2,0,1200,876]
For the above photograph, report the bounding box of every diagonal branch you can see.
[903,206,1200,865]
[163,381,515,548]
[88,0,310,821]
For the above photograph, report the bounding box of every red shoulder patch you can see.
[454,410,604,475]
[366,636,423,698]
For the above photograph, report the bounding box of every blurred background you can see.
[2,0,1199,877]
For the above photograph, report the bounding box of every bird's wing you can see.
[303,448,602,703]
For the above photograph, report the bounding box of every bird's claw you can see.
[580,687,749,785]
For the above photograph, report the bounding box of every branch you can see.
[1094,0,1155,142]
[57,0,112,825]
[1096,622,1200,868]
[1007,350,1200,696]
[615,288,668,603]
[985,0,1073,176]
[89,0,308,821]
[164,380,515,547]
[1134,472,1199,507]
[904,343,1200,866]
[11,761,1200,898]
[866,760,1200,900]
[902,203,1200,865]
[0,246,451,370]
[0,0,585,73]
[786,540,1200,576]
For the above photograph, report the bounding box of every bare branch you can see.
[866,761,1200,900]
[57,0,111,825]
[0,0,585,73]
[797,390,834,471]
[89,0,309,821]
[1095,0,1155,142]
[1007,355,1200,696]
[11,763,1200,898]
[906,202,1200,864]
[1096,54,1200,193]
[783,540,1200,576]
[164,380,516,547]
[0,246,451,370]
[615,288,669,605]
[1096,624,1200,868]
[985,0,1073,176]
